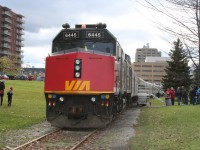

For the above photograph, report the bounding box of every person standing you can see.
[196,85,200,104]
[165,88,172,106]
[0,80,5,105]
[189,87,196,105]
[170,87,176,105]
[7,87,13,106]
[176,87,182,105]
[181,86,188,105]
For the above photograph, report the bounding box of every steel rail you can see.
[6,129,60,150]
[69,129,98,150]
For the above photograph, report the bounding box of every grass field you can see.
[1,82,200,149]
[130,98,200,150]
[0,80,45,133]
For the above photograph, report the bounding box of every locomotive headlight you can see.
[48,94,52,99]
[75,65,80,70]
[75,72,81,78]
[91,97,96,102]
[101,95,105,99]
[75,59,81,65]
[52,94,57,99]
[59,97,64,102]
[105,94,110,99]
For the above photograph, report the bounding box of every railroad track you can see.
[4,129,98,150]
[5,129,60,150]
[69,129,98,150]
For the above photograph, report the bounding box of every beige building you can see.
[135,43,161,62]
[0,5,24,68]
[133,57,170,85]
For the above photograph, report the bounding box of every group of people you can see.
[165,85,200,106]
[0,80,13,107]
[165,87,176,105]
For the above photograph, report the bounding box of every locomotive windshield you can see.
[52,25,117,55]
[53,40,114,55]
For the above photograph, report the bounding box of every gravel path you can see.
[1,107,140,150]
[86,107,140,150]
[0,121,58,149]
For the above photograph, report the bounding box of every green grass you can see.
[130,99,200,150]
[149,97,165,106]
[0,80,46,132]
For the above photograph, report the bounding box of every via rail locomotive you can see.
[44,23,157,128]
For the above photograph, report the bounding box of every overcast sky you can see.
[1,0,173,68]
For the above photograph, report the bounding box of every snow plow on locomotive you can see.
[45,23,138,128]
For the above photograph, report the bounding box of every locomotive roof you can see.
[53,24,117,42]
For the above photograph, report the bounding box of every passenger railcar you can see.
[44,23,159,128]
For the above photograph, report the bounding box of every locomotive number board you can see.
[86,31,104,38]
[63,31,79,39]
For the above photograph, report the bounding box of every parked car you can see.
[36,76,45,81]
[7,75,16,80]
[0,74,9,80]
[28,75,35,81]
[15,75,28,80]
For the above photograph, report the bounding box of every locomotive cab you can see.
[44,23,134,128]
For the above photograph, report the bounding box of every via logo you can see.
[65,80,90,91]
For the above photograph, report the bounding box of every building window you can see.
[153,65,163,67]
[154,75,163,77]
[142,75,150,77]
[142,70,152,72]
[154,80,161,82]
[142,65,152,67]
[153,70,163,72]
[135,70,140,72]
[134,65,141,67]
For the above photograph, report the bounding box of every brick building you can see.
[0,5,24,68]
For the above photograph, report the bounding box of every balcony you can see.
[2,11,12,17]
[16,36,24,41]
[16,59,23,65]
[0,50,11,55]
[2,24,11,30]
[3,43,11,49]
[3,37,11,43]
[3,18,12,24]
[3,31,12,36]
[16,30,24,35]
[16,48,21,52]
[16,24,24,29]
[16,18,25,23]
[16,42,24,47]
[16,53,24,58]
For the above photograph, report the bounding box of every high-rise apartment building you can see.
[135,43,161,62]
[0,5,24,68]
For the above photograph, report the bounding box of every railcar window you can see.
[52,41,114,54]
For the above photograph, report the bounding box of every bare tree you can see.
[138,0,200,67]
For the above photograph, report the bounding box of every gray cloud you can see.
[1,0,171,67]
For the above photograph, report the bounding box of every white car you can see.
[36,76,45,81]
